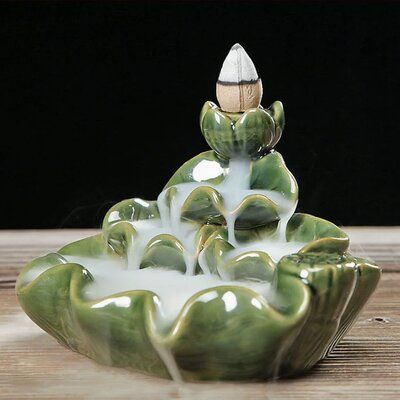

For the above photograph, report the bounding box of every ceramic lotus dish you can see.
[17,44,380,381]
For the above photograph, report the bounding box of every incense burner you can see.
[16,44,380,381]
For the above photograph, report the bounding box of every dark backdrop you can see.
[1,1,399,228]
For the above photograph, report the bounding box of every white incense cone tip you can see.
[218,43,260,84]
[231,43,242,50]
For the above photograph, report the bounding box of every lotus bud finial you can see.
[216,43,263,112]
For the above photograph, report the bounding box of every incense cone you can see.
[216,43,263,112]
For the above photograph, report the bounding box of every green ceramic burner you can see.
[16,44,380,381]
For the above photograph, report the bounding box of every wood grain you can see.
[0,229,399,399]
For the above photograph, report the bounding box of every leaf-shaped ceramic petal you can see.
[267,101,285,148]
[299,237,349,254]
[193,225,226,274]
[199,234,233,274]
[200,101,237,159]
[140,234,186,272]
[251,151,298,201]
[103,198,159,228]
[103,198,159,256]
[194,224,225,254]
[103,222,137,257]
[233,107,276,155]
[16,252,68,290]
[327,259,381,354]
[59,234,116,258]
[219,251,276,282]
[167,283,310,380]
[181,186,225,225]
[234,194,280,243]
[17,263,171,378]
[286,213,349,254]
[276,253,380,375]
[164,150,227,189]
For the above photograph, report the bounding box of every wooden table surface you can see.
[0,229,399,399]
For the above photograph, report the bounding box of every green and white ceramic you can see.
[16,44,380,381]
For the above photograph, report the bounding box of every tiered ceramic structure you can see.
[16,45,380,381]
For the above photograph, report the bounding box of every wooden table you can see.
[0,229,399,399]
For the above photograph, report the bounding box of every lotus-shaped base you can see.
[16,222,380,381]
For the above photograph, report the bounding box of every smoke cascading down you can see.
[18,43,379,383]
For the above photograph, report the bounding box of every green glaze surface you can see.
[200,101,284,159]
[16,100,380,381]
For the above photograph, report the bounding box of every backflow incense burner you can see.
[16,44,380,381]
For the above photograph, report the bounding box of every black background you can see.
[1,1,399,229]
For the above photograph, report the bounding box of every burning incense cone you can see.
[216,43,263,112]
